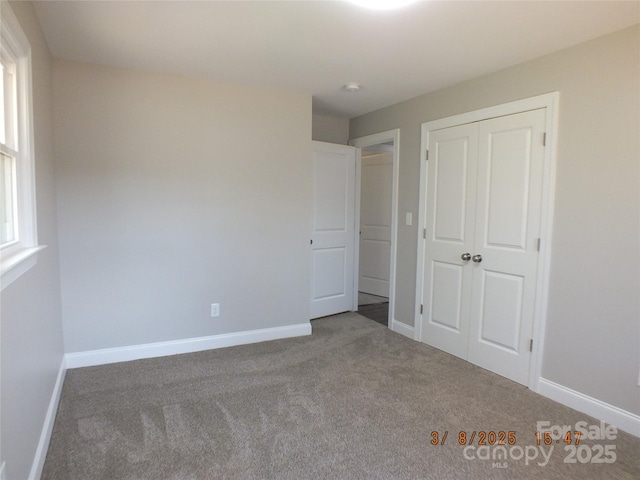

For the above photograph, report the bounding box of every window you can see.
[0,152,17,245]
[0,3,43,291]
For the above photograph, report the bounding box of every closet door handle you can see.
[472,254,483,263]
[461,252,471,261]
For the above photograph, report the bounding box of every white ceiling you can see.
[33,1,640,119]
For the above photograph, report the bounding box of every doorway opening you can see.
[350,130,399,330]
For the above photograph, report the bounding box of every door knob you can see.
[461,253,471,261]
[472,254,483,263]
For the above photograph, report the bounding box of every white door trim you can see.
[415,93,559,391]
[350,130,400,332]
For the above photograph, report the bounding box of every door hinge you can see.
[529,339,533,352]
[425,150,429,161]
[423,228,426,239]
[542,133,547,146]
[536,238,541,251]
[420,304,423,314]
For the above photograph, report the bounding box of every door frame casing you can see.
[414,93,559,392]
[350,130,400,332]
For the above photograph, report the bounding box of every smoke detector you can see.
[343,83,362,93]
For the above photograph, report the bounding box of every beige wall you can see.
[1,2,65,479]
[54,61,312,352]
[312,113,350,144]
[350,25,640,415]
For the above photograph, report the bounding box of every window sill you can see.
[0,245,46,292]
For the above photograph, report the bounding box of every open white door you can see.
[310,141,356,319]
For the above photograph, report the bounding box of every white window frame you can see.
[0,3,44,291]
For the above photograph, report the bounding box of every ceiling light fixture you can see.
[349,0,416,10]
[343,82,362,93]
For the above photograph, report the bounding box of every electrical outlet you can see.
[210,303,220,318]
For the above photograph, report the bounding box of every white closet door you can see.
[421,123,478,358]
[310,141,356,319]
[467,109,546,384]
[421,109,546,385]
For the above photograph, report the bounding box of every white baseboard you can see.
[66,322,312,369]
[29,357,67,480]
[391,319,414,339]
[537,377,640,437]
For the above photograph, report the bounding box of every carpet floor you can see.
[42,313,640,479]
